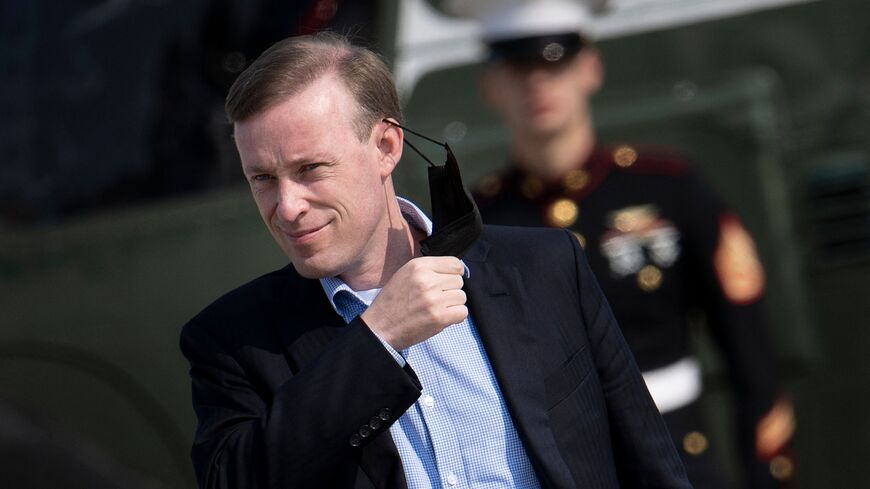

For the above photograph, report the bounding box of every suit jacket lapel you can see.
[270,270,407,489]
[272,273,345,369]
[464,245,576,489]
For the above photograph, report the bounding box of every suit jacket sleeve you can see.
[682,170,789,488]
[180,301,422,489]
[566,229,692,488]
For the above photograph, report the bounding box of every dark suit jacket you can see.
[180,225,691,488]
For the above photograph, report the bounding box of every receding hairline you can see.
[225,33,402,142]
[226,38,351,123]
[231,71,368,137]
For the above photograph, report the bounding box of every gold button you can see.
[572,232,586,248]
[477,175,502,198]
[547,199,579,228]
[769,455,794,480]
[613,145,638,168]
[562,169,589,191]
[521,176,544,199]
[637,265,663,291]
[682,431,708,456]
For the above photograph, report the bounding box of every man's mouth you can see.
[285,221,330,242]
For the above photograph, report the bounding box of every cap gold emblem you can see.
[542,42,566,62]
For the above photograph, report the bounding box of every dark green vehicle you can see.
[1,0,867,487]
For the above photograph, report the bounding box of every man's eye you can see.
[251,174,275,183]
[300,163,323,174]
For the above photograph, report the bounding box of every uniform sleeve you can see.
[567,229,693,488]
[681,169,795,488]
[180,315,422,489]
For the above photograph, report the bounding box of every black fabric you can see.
[420,146,483,258]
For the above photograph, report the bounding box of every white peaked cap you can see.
[440,0,594,41]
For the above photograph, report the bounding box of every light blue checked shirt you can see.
[320,198,541,489]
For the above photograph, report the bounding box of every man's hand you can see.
[362,256,468,350]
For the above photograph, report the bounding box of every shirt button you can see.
[446,473,458,486]
[422,395,435,407]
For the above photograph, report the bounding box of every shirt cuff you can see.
[372,332,407,367]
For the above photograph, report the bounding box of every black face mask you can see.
[383,119,483,258]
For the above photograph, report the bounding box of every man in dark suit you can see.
[180,31,691,488]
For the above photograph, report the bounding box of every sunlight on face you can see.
[233,74,392,280]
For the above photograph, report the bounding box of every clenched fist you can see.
[361,256,468,350]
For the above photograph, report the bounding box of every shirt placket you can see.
[404,341,467,488]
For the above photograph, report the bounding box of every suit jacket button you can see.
[369,416,382,430]
[349,434,362,447]
[359,425,372,438]
[379,408,392,421]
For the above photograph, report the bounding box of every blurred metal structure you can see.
[1,0,869,487]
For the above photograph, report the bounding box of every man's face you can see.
[234,74,396,280]
[480,50,602,138]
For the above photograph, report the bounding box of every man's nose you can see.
[275,179,310,222]
[524,66,551,87]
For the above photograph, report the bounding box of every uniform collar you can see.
[504,146,615,201]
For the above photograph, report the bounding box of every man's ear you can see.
[577,48,604,95]
[377,119,403,177]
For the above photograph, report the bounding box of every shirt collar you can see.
[320,197,469,315]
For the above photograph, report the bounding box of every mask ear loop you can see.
[382,118,446,168]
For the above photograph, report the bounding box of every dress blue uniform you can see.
[474,144,795,488]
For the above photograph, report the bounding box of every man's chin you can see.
[289,259,341,280]
[527,117,563,138]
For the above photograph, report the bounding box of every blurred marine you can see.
[440,0,798,487]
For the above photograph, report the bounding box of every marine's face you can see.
[480,49,602,138]
[234,74,396,280]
